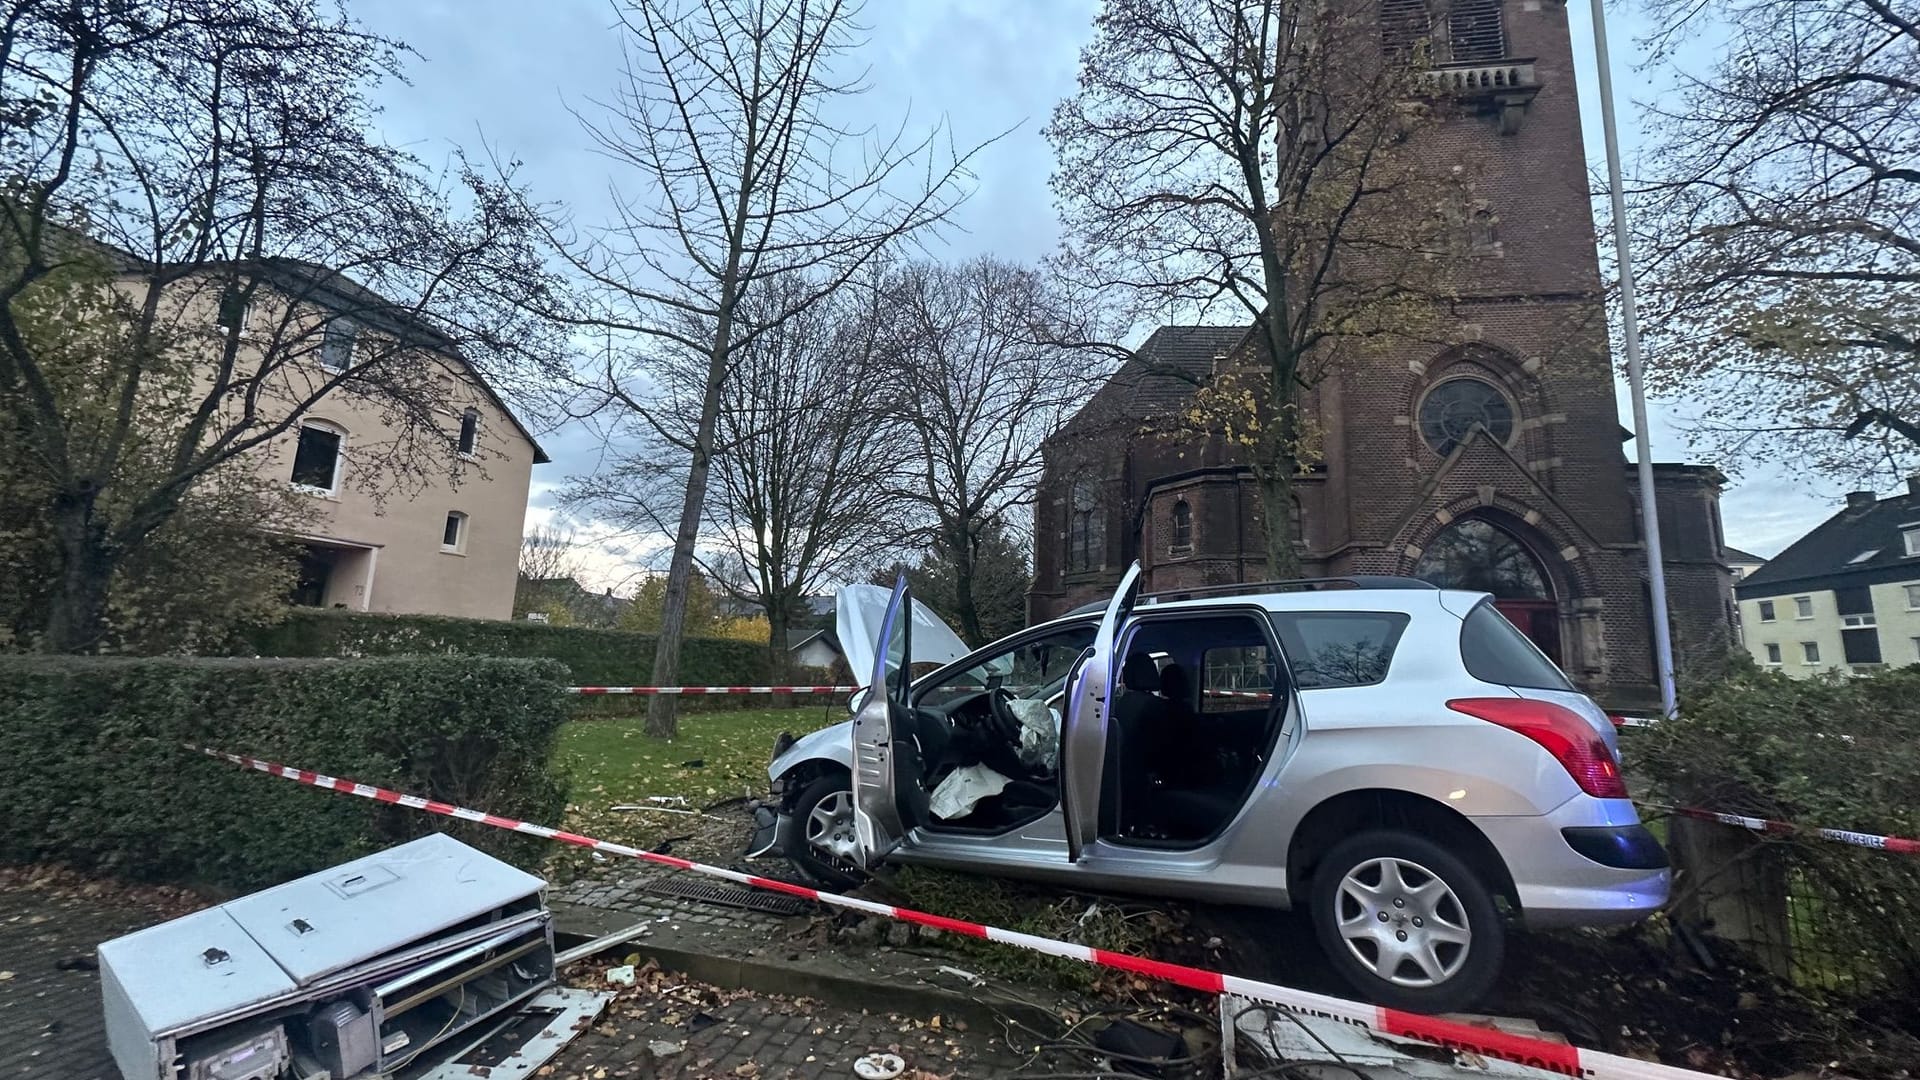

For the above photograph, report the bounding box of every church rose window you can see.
[1418,376,1515,455]
[1413,517,1550,598]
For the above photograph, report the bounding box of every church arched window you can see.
[1413,517,1550,598]
[1170,499,1193,553]
[1068,476,1104,572]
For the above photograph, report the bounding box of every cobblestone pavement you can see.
[0,869,1076,1080]
[0,870,204,1080]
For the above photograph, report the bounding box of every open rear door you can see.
[1059,562,1144,862]
[850,575,912,868]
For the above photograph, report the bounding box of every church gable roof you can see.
[1054,324,1251,442]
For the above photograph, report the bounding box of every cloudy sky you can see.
[352,0,1833,588]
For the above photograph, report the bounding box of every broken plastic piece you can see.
[605,964,636,986]
[935,965,984,986]
[852,1052,906,1079]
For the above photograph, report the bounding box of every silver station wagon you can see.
[750,566,1669,1012]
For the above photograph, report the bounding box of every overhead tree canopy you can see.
[1634,0,1920,485]
[525,0,979,736]
[0,0,549,652]
[1049,0,1461,577]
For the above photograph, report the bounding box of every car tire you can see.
[1308,830,1504,1014]
[784,774,870,892]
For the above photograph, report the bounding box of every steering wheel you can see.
[984,687,1023,744]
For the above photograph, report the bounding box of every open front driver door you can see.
[1059,562,1144,862]
[850,575,912,869]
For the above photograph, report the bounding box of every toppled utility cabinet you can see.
[99,834,555,1080]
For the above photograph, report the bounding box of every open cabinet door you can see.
[850,575,912,869]
[1059,562,1144,862]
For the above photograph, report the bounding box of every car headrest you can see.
[1158,662,1191,703]
[1121,653,1161,692]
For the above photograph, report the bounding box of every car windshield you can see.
[917,625,1096,709]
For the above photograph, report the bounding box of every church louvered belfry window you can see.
[1380,0,1432,56]
[1447,0,1506,62]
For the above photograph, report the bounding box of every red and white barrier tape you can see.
[568,685,859,696]
[1643,802,1920,856]
[196,746,1713,1080]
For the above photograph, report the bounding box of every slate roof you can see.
[1736,489,1920,598]
[1056,324,1252,440]
[1724,547,1766,564]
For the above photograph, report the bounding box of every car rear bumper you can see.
[1472,797,1671,929]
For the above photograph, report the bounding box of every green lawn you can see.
[549,705,844,877]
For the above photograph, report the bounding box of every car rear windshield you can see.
[1270,612,1411,689]
[1460,601,1573,691]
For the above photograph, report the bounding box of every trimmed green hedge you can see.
[0,655,570,891]
[234,608,768,688]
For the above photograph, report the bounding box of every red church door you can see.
[1493,599,1562,667]
[1412,516,1565,667]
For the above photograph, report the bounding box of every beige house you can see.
[1736,483,1920,675]
[161,260,548,621]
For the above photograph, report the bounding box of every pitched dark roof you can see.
[1055,324,1252,440]
[1736,491,1920,597]
[43,222,550,464]
[1724,547,1765,564]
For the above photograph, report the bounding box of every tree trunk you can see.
[1256,397,1304,580]
[41,491,116,654]
[646,341,733,739]
[766,602,794,710]
[1257,468,1303,580]
[950,529,983,645]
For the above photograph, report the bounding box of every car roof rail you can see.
[1138,575,1439,605]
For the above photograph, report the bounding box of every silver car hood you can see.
[768,717,854,781]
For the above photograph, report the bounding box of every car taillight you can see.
[1447,697,1629,799]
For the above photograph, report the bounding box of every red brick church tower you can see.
[1029,0,1734,707]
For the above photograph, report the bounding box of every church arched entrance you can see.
[1412,516,1562,663]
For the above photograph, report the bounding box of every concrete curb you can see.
[550,900,1062,1033]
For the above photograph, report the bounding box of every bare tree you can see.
[534,0,980,736]
[0,0,548,652]
[1048,0,1460,576]
[1633,0,1920,485]
[570,273,898,680]
[879,258,1101,643]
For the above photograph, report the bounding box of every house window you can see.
[1905,526,1920,556]
[1912,636,1920,662]
[217,287,251,338]
[1067,477,1103,572]
[1757,600,1776,622]
[442,511,468,554]
[1802,641,1821,664]
[1794,596,1813,618]
[1907,584,1920,610]
[1380,0,1432,56]
[1418,377,1515,456]
[290,423,344,495]
[1447,0,1506,61]
[320,318,357,372]
[1842,613,1877,628]
[1468,208,1500,252]
[1170,499,1193,553]
[1764,643,1781,665]
[458,409,480,456]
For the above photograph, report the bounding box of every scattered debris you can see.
[647,1039,685,1056]
[934,965,984,987]
[852,1051,907,1079]
[605,965,637,986]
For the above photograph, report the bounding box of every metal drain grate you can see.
[643,877,816,917]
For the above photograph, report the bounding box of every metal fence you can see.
[1662,814,1920,999]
